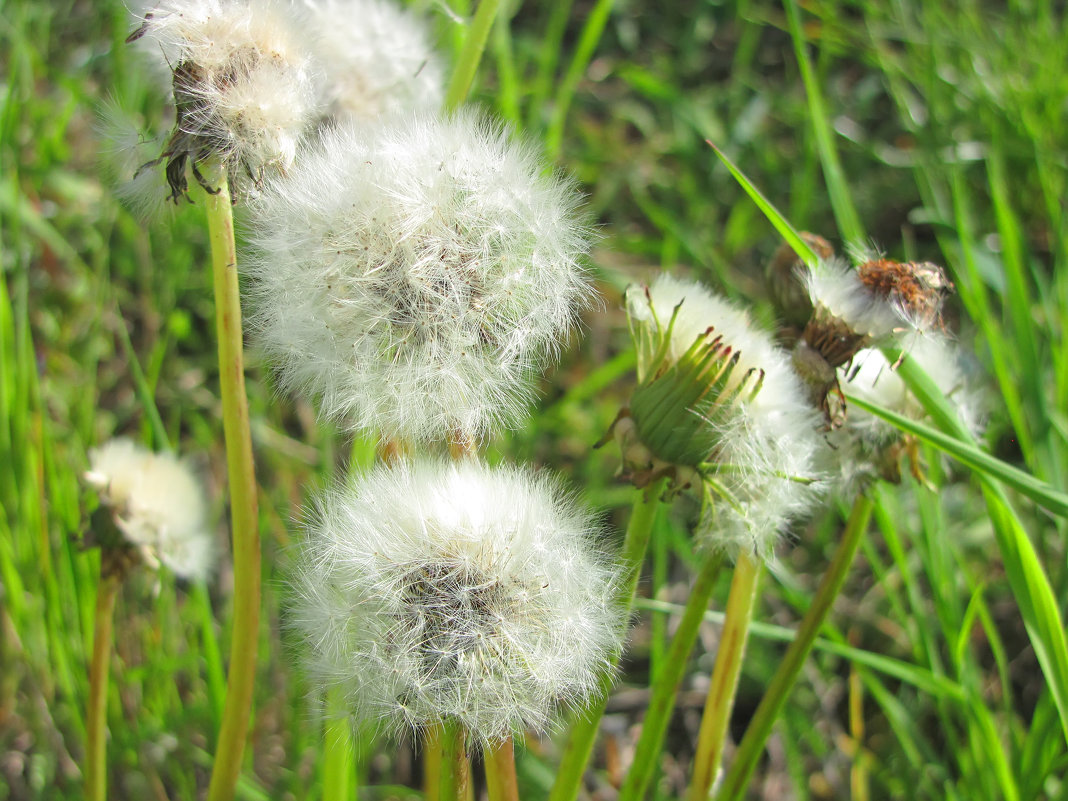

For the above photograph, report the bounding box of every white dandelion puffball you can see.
[129,0,319,184]
[803,258,904,344]
[247,113,593,443]
[288,459,624,744]
[301,0,444,120]
[629,275,825,557]
[84,439,214,580]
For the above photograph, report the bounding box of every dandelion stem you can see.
[323,685,355,801]
[439,719,470,801]
[686,551,761,801]
[84,566,120,801]
[423,722,444,801]
[444,0,501,110]
[618,550,724,801]
[547,478,665,801]
[202,169,261,801]
[485,737,519,801]
[714,492,874,801]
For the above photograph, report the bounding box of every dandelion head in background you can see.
[247,112,593,444]
[288,459,624,745]
[616,274,824,558]
[84,439,214,580]
[793,254,952,423]
[126,0,319,201]
[301,0,444,122]
[829,333,984,492]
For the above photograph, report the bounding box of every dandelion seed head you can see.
[129,0,319,185]
[84,439,214,580]
[288,459,624,744]
[247,112,593,443]
[301,0,444,121]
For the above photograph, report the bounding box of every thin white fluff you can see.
[803,258,903,339]
[84,439,214,580]
[300,0,444,120]
[130,0,320,178]
[247,113,593,443]
[288,459,624,745]
[632,275,825,557]
[828,335,985,491]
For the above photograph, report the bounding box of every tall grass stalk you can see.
[444,0,502,111]
[714,492,875,801]
[617,550,724,801]
[686,552,761,801]
[201,169,262,801]
[84,566,120,801]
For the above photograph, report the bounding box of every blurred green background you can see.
[2,0,1066,798]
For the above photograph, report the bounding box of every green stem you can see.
[617,550,725,801]
[84,568,120,801]
[547,480,665,801]
[485,737,519,801]
[323,686,354,801]
[444,0,502,111]
[202,172,262,801]
[686,552,762,801]
[439,720,470,801]
[714,493,874,801]
[423,723,443,801]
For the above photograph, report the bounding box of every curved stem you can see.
[84,567,120,801]
[202,172,261,801]
[548,479,665,801]
[714,493,874,801]
[485,737,519,801]
[618,550,724,801]
[686,552,761,801]
[444,0,502,111]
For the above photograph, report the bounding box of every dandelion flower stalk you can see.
[84,566,120,801]
[686,552,762,801]
[322,685,355,801]
[202,168,261,801]
[547,478,665,801]
[485,737,520,801]
[715,492,874,801]
[439,720,471,801]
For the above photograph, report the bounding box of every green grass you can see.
[2,0,1067,798]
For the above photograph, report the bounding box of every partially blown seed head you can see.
[288,459,624,744]
[247,112,593,443]
[84,439,214,580]
[623,275,824,557]
[128,0,319,196]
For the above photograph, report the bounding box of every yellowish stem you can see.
[423,722,444,801]
[687,552,762,801]
[202,172,262,801]
[485,737,519,801]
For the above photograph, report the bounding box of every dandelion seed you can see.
[247,112,593,443]
[619,275,824,557]
[300,0,444,121]
[84,439,215,580]
[288,459,624,745]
